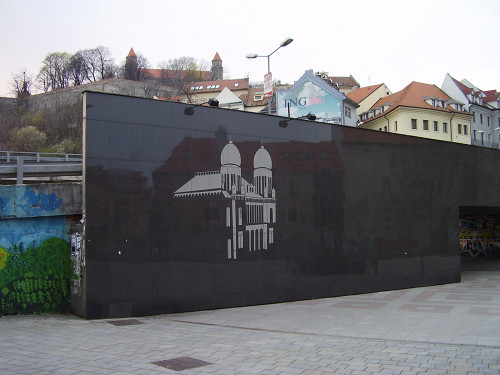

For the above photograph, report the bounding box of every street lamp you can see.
[246,37,294,74]
[246,37,293,113]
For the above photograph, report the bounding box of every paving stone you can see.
[1,269,500,374]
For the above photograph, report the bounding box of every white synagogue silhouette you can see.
[174,141,277,259]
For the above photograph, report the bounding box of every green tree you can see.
[13,126,47,151]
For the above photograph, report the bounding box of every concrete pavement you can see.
[1,260,499,374]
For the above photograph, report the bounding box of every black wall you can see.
[78,91,500,319]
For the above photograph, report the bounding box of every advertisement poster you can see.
[277,72,343,124]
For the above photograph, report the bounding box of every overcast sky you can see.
[1,0,499,98]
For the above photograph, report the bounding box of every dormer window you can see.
[254,95,263,101]
[431,99,436,107]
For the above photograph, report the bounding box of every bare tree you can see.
[67,46,116,86]
[68,52,87,86]
[94,46,115,80]
[37,52,71,91]
[10,71,33,109]
[39,47,116,90]
[80,46,116,82]
[158,57,211,101]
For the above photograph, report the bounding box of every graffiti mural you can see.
[0,238,73,314]
[70,232,83,294]
[174,141,276,260]
[460,215,500,258]
[0,184,81,315]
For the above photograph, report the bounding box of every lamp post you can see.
[246,37,293,114]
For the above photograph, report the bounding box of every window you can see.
[487,116,490,126]
[238,231,244,248]
[394,121,398,132]
[254,95,263,101]
[384,126,388,132]
[458,124,462,134]
[433,121,438,131]
[473,130,477,141]
[423,120,429,130]
[480,113,483,124]
[464,124,468,135]
[431,99,436,107]
[234,83,239,87]
[344,106,351,118]
[443,122,448,133]
[269,228,274,244]
[411,119,417,129]
[473,111,476,122]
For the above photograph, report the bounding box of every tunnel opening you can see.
[459,206,500,271]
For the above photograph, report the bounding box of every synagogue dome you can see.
[221,141,241,166]
[253,146,272,169]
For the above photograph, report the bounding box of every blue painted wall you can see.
[0,184,82,315]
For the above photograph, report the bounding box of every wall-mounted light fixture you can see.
[184,98,219,115]
[279,119,289,128]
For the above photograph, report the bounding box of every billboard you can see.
[276,70,344,124]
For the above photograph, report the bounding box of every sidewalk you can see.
[1,260,499,374]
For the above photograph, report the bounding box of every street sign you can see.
[264,72,273,99]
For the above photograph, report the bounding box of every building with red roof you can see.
[442,73,500,148]
[346,83,392,122]
[358,81,472,144]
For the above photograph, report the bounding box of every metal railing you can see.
[0,151,82,163]
[0,151,83,184]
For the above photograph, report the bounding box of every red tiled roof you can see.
[483,94,499,103]
[142,69,212,81]
[242,87,279,106]
[213,52,221,61]
[127,48,136,57]
[346,84,383,104]
[327,75,360,87]
[452,77,473,95]
[363,81,469,124]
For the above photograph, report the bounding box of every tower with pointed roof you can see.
[211,52,223,81]
[125,47,139,80]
